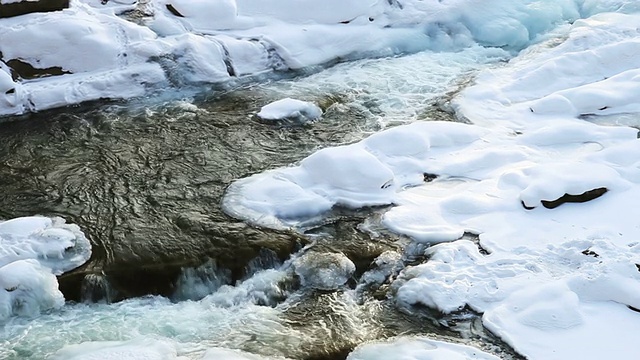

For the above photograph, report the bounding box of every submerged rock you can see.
[294,252,355,290]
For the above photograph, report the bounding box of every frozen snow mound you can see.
[347,336,500,360]
[257,98,322,123]
[0,216,91,275]
[222,121,485,229]
[0,259,65,321]
[50,338,185,360]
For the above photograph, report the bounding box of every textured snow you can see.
[0,259,64,321]
[347,337,500,360]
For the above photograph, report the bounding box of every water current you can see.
[0,48,522,359]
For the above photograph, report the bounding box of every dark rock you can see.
[522,187,608,210]
[5,58,70,80]
[165,3,184,17]
[541,187,608,209]
[0,0,69,18]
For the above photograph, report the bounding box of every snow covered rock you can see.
[257,98,322,123]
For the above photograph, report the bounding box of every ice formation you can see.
[0,216,91,321]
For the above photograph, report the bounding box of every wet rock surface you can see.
[0,90,371,301]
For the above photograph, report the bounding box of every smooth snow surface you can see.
[257,98,322,123]
[347,337,500,360]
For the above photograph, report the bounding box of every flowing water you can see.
[0,48,521,359]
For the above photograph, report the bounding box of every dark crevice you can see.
[541,187,608,209]
[165,3,184,17]
[6,58,70,80]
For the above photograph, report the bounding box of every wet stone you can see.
[0,89,371,302]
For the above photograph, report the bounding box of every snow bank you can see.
[222,121,484,229]
[0,216,91,274]
[224,7,640,359]
[257,98,322,123]
[347,336,500,360]
[50,338,184,360]
[2,0,638,116]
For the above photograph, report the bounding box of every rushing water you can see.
[0,47,520,359]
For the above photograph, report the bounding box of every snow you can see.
[347,337,500,360]
[2,0,636,116]
[3,0,640,359]
[0,216,90,321]
[257,98,322,123]
[0,259,64,321]
[222,6,640,360]
[50,338,185,360]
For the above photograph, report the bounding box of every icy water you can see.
[0,48,520,359]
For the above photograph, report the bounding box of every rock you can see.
[257,98,323,124]
[522,187,609,210]
[0,0,69,19]
[294,252,355,290]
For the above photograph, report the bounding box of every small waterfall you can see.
[172,259,232,301]
[80,273,114,303]
[242,248,283,280]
